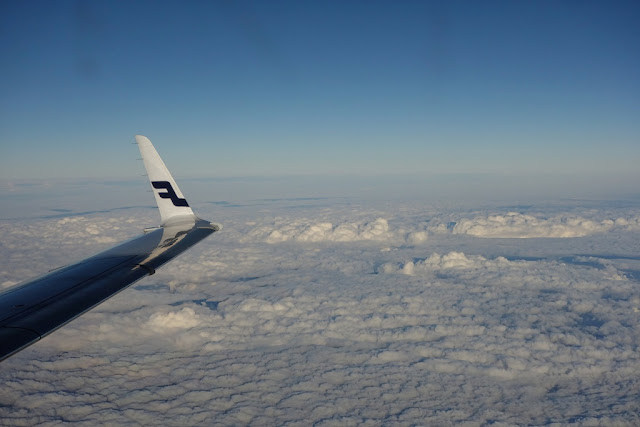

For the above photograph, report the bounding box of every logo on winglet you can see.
[152,181,189,207]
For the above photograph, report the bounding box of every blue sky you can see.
[1,0,638,180]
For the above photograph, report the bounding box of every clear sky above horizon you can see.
[1,0,638,181]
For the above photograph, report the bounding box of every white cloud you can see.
[262,217,397,243]
[381,251,508,275]
[1,200,639,425]
[438,212,640,238]
[245,215,429,246]
[147,307,202,330]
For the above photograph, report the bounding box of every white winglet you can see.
[135,135,195,225]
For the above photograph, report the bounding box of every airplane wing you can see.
[0,135,221,362]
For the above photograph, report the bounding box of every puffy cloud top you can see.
[445,212,640,238]
[265,217,394,243]
[246,216,428,245]
[381,251,507,275]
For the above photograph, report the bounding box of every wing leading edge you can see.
[0,135,220,362]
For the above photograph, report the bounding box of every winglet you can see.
[135,135,195,225]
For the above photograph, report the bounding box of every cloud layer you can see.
[1,200,639,425]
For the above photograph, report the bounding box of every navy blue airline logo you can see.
[152,181,189,207]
